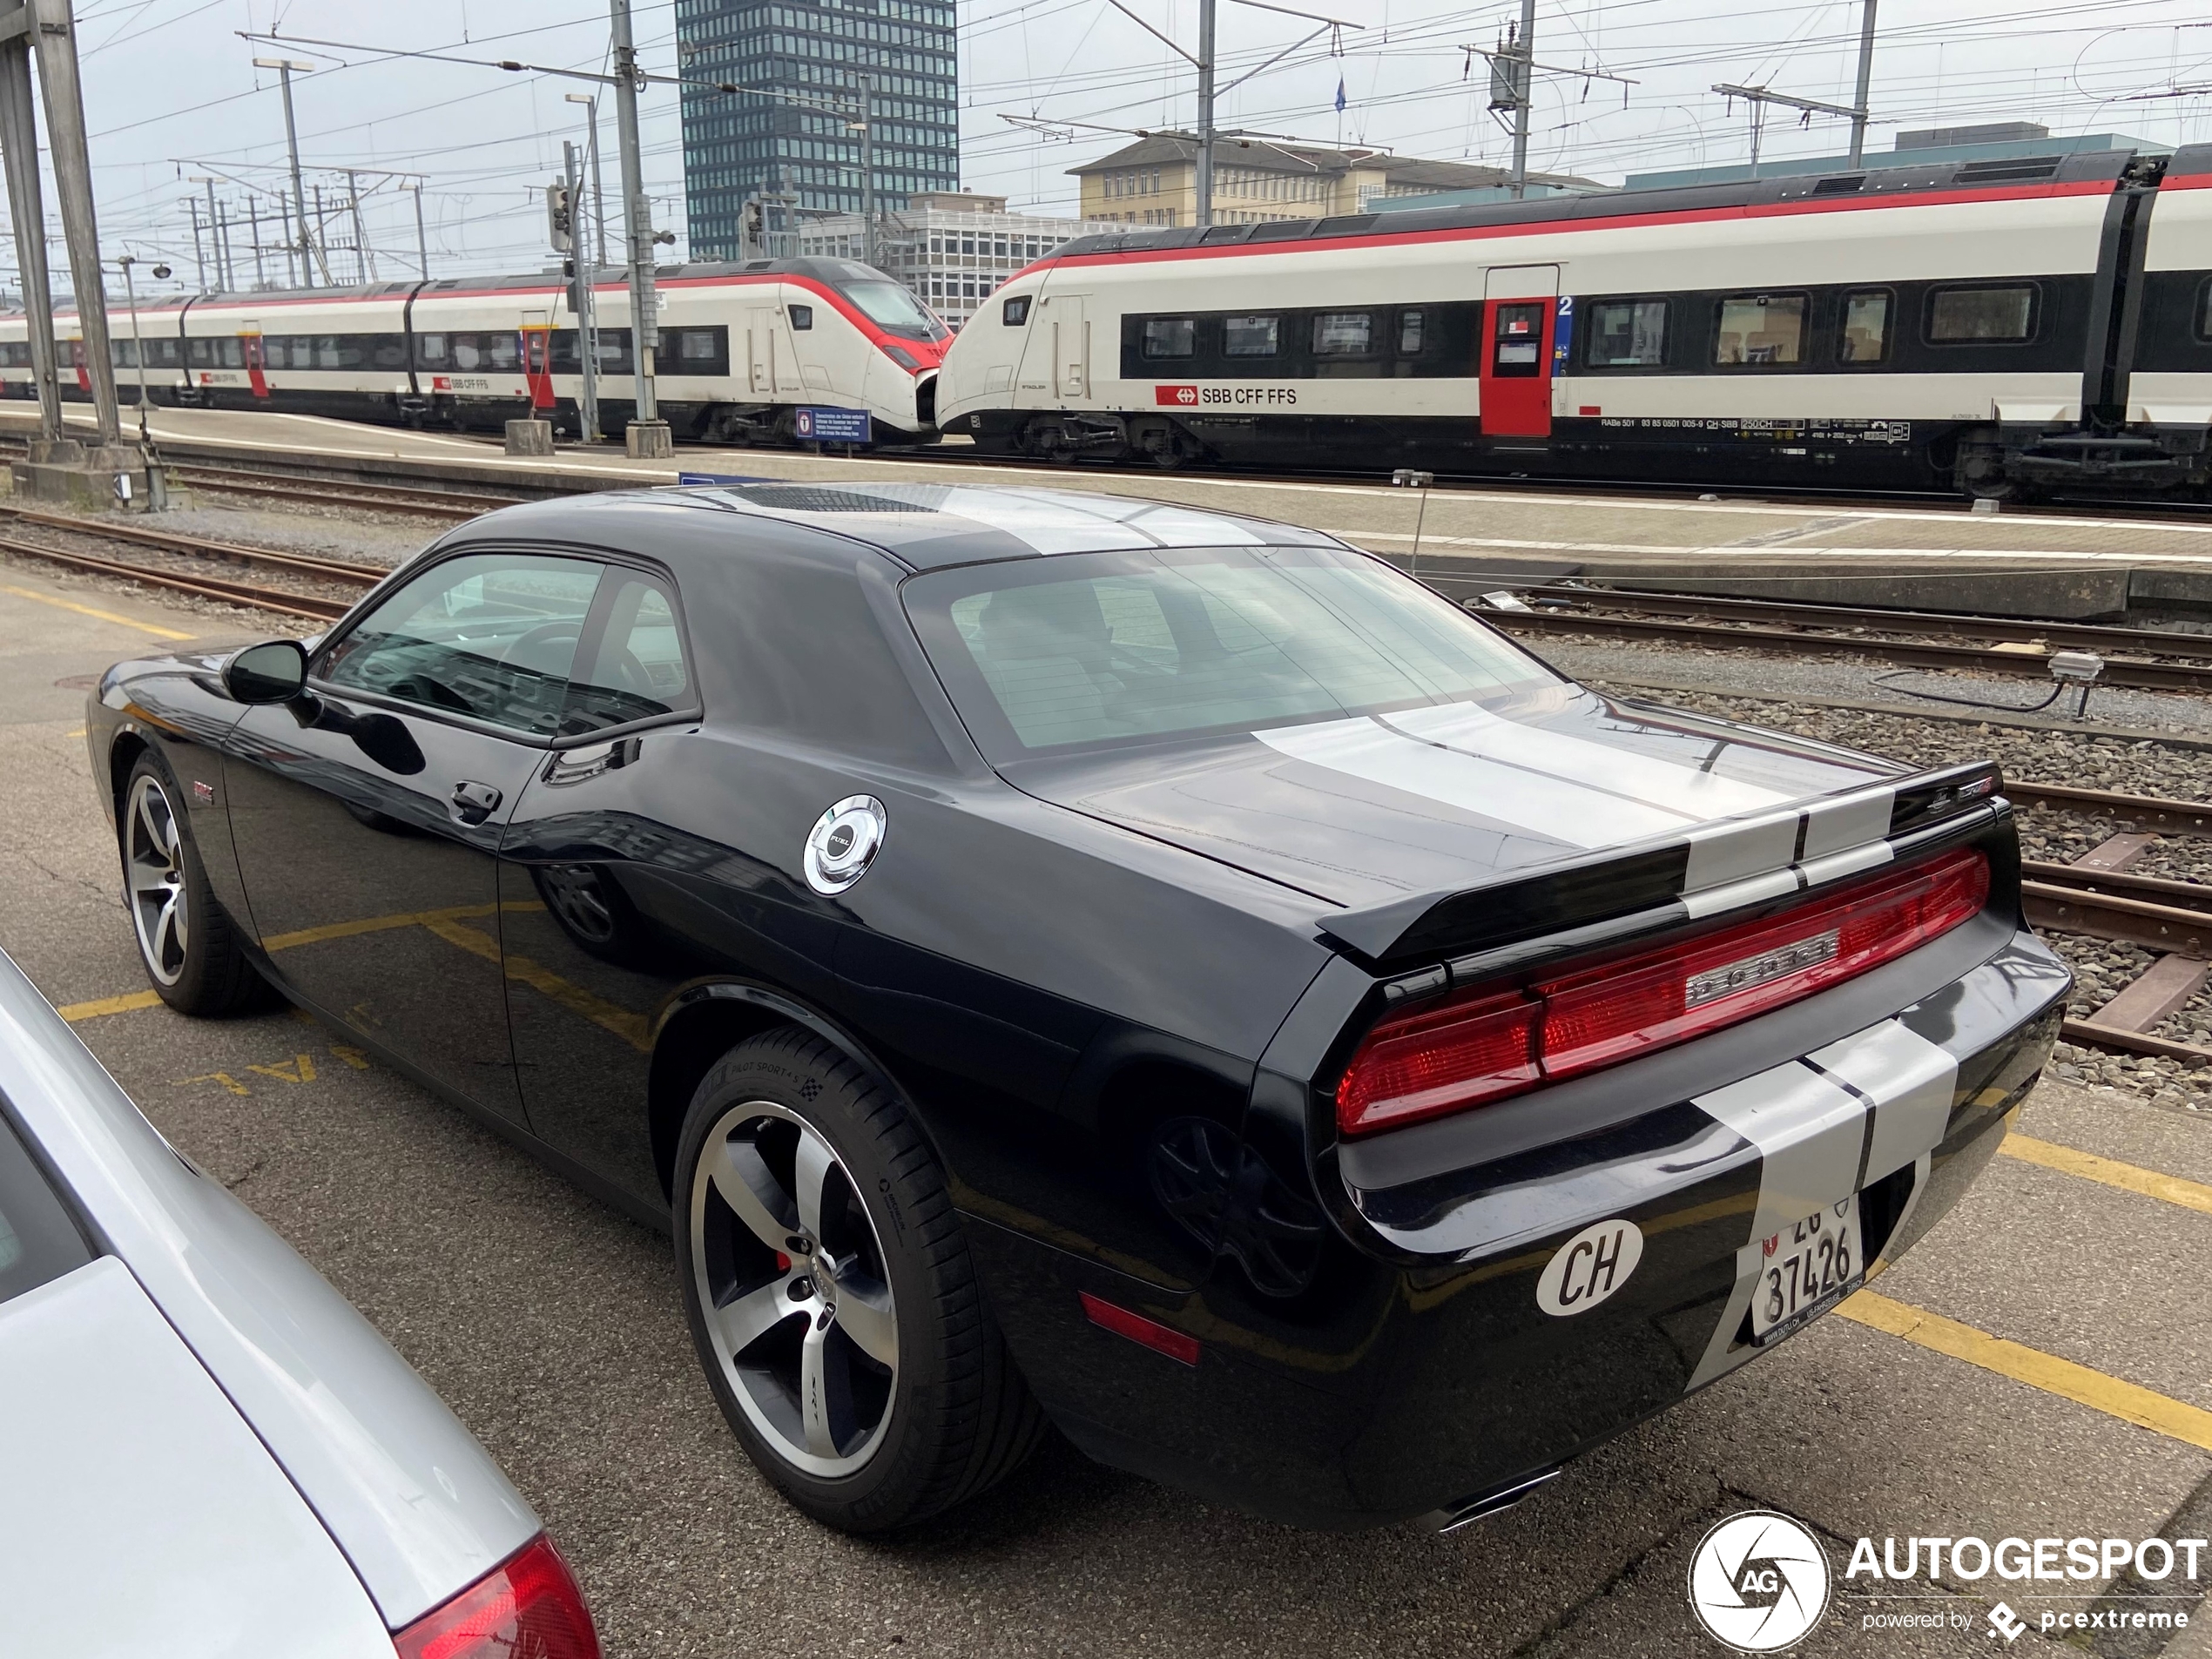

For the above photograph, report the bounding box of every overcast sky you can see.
[25,0,2212,299]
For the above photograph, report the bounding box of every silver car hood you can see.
[0,1257,390,1658]
[0,956,537,1629]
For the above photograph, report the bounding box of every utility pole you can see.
[610,0,666,453]
[1847,0,1878,166]
[1196,0,1215,226]
[29,0,121,446]
[255,57,327,285]
[567,91,609,269]
[408,182,428,278]
[1715,82,1867,179]
[313,182,327,280]
[345,168,374,282]
[564,139,600,444]
[855,74,874,265]
[186,198,206,290]
[247,198,265,287]
[278,192,298,287]
[1468,23,1630,200]
[1508,0,1534,198]
[0,4,59,438]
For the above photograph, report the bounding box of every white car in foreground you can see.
[0,947,600,1658]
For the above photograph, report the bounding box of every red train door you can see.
[68,335,88,393]
[1479,266,1559,439]
[523,325,556,410]
[240,328,269,398]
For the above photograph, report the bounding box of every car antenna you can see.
[1393,469,1435,584]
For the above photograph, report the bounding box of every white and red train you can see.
[937,142,2212,499]
[2,257,948,446]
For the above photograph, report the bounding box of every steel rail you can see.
[2003,783,2212,838]
[168,464,522,521]
[0,534,348,620]
[0,502,386,585]
[1480,608,2212,694]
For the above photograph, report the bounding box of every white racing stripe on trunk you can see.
[1254,716,1693,849]
[1797,840,1894,889]
[1379,704,1790,822]
[1806,1019,1959,1186]
[1683,811,1804,895]
[1802,786,1897,860]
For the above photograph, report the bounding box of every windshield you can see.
[840,280,949,342]
[0,1105,92,1310]
[904,544,1558,760]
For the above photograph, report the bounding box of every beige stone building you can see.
[1070,133,1600,226]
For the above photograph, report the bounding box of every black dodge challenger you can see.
[89,481,2069,1534]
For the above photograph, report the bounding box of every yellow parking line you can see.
[421,917,650,1052]
[1999,1133,2212,1218]
[1837,1291,2212,1453]
[57,988,162,1022]
[0,583,192,640]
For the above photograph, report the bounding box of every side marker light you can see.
[1079,1291,1199,1366]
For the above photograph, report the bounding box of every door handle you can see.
[449,779,502,825]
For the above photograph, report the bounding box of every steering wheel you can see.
[502,620,582,671]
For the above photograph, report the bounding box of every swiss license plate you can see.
[1751,1195,1864,1345]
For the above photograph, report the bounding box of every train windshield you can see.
[839,279,949,342]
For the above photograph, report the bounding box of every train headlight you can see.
[881,343,921,373]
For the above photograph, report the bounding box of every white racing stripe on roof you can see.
[1379,703,1790,822]
[1254,715,1692,849]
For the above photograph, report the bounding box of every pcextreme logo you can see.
[1687,1511,1831,1652]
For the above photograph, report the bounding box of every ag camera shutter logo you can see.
[1687,1511,1831,1651]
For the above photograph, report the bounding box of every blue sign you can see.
[1552,294,1574,374]
[795,406,873,444]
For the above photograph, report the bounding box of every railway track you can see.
[166,464,522,522]
[2006,784,2212,1069]
[1475,591,2212,696]
[0,506,382,621]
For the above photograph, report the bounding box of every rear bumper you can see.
[981,921,2067,1529]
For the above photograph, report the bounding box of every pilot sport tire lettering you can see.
[119,752,267,1016]
[673,1028,1046,1531]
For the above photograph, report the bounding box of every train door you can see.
[1051,293,1089,400]
[1480,266,1558,439]
[745,307,778,397]
[521,321,556,410]
[239,325,269,398]
[67,334,87,394]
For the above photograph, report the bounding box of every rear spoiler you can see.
[1317,761,2002,968]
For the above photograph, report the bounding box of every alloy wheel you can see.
[125,772,190,987]
[689,1100,900,1478]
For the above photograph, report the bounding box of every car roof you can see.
[462,482,1348,572]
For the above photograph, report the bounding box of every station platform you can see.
[10,405,2212,620]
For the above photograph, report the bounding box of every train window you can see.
[1585,300,1667,367]
[418,334,448,363]
[1489,304,1545,378]
[454,336,482,370]
[1399,311,1425,354]
[2198,279,2212,342]
[186,338,212,368]
[1312,313,1372,355]
[1141,317,1196,359]
[678,330,718,360]
[1715,294,1806,366]
[1223,315,1278,357]
[1926,285,2035,343]
[219,338,244,369]
[788,305,813,330]
[1001,296,1029,326]
[1840,291,1891,364]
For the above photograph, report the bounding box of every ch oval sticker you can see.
[1535,1218,1644,1317]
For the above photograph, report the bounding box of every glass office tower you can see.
[677,0,961,260]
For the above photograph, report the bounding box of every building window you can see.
[1141,317,1196,359]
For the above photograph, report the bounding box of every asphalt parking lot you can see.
[5,556,2211,1659]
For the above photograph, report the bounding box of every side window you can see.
[1588,302,1668,368]
[788,304,813,331]
[1313,312,1372,355]
[1223,314,1278,357]
[1399,310,1425,354]
[318,551,604,738]
[561,574,695,736]
[1927,285,2036,343]
[1001,295,1028,326]
[1715,293,1806,365]
[2198,278,2212,342]
[1141,317,1195,359]
[1489,303,1545,376]
[418,333,448,363]
[1841,290,1891,364]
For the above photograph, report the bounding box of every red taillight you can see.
[392,1534,600,1659]
[1335,848,1990,1136]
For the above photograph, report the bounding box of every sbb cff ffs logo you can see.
[1156,384,1199,407]
[1154,384,1300,408]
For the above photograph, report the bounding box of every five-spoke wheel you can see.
[125,771,190,987]
[689,1100,900,1475]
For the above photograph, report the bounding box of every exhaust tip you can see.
[1418,1467,1562,1534]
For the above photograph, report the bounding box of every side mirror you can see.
[221,639,308,705]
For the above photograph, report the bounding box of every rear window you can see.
[903,545,1558,759]
[0,1108,93,1309]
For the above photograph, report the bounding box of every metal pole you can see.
[588,104,608,269]
[346,167,374,281]
[203,180,220,287]
[410,182,428,278]
[1196,0,1215,227]
[1847,0,1877,167]
[610,0,658,425]
[0,35,60,439]
[857,74,873,266]
[32,0,121,445]
[275,64,327,283]
[313,181,326,282]
[119,257,147,428]
[1509,0,1535,199]
[1748,101,1764,179]
[279,192,298,287]
[186,198,205,290]
[247,198,265,287]
[566,139,599,444]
